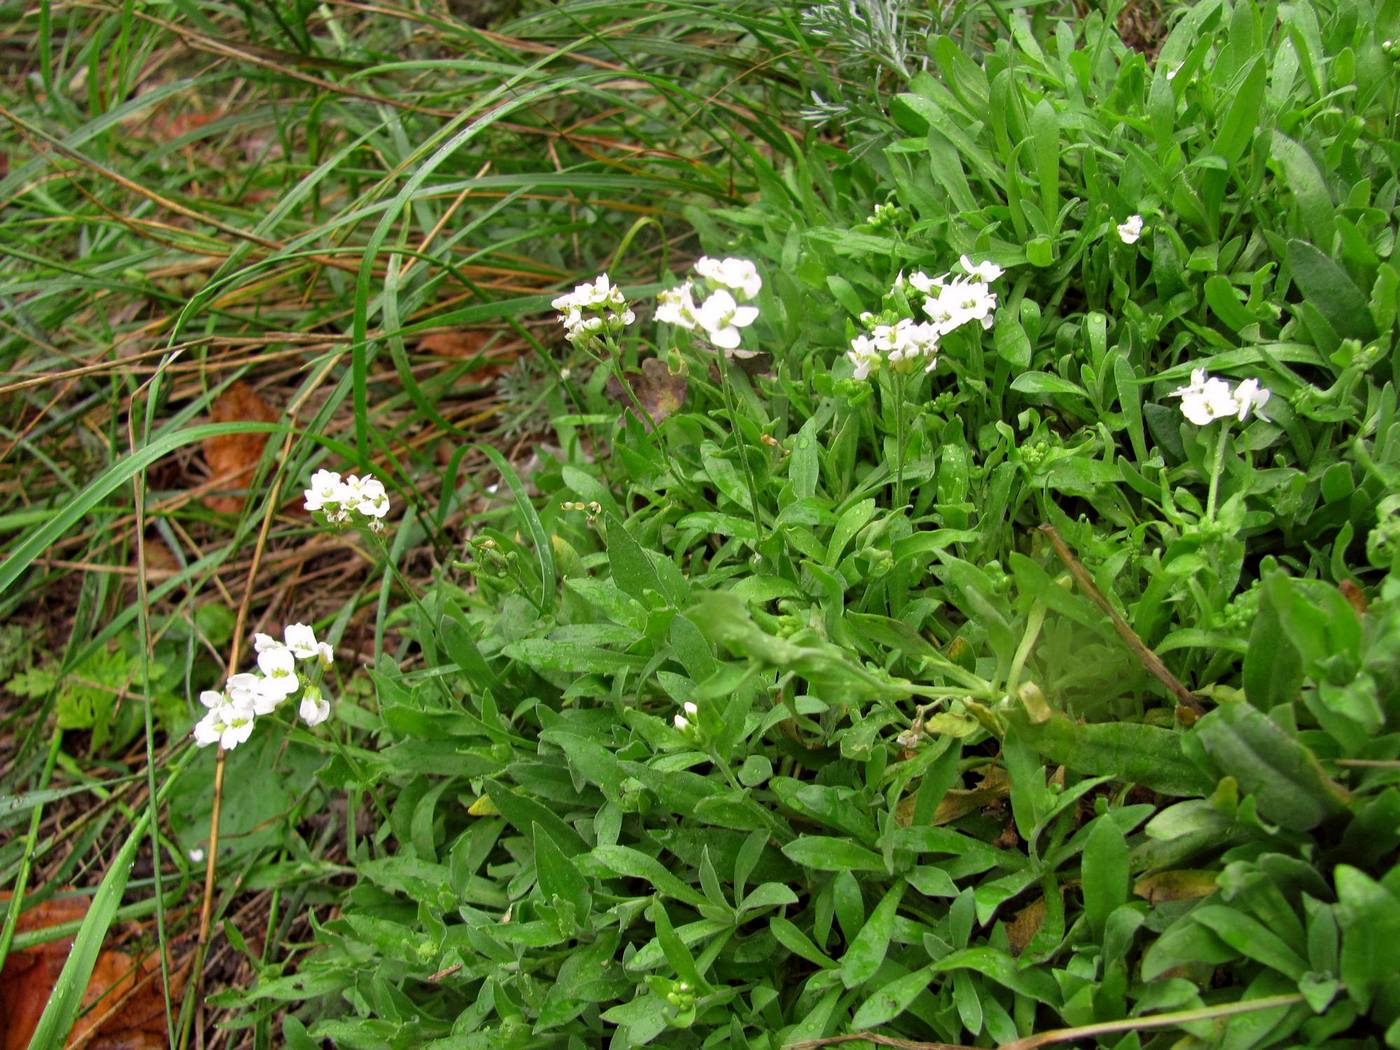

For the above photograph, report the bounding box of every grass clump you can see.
[2,0,1400,1047]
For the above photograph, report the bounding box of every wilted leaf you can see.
[896,765,1010,827]
[0,894,182,1049]
[1006,895,1048,956]
[201,381,277,514]
[418,330,493,357]
[1133,869,1220,904]
[606,358,687,431]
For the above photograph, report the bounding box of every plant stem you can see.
[894,370,908,511]
[1205,423,1230,522]
[716,349,766,561]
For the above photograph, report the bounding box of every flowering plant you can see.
[193,622,334,750]
[303,470,391,531]
[656,256,762,355]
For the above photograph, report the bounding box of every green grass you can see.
[3,0,1400,1047]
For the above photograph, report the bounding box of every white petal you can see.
[709,326,741,349]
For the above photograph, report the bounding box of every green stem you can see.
[894,371,908,511]
[1205,423,1230,523]
[716,350,766,561]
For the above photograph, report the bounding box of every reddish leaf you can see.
[201,381,277,514]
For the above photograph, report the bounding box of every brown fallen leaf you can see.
[605,357,688,431]
[0,894,88,1050]
[0,893,184,1050]
[418,330,493,357]
[202,381,277,515]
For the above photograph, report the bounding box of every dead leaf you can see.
[0,895,87,1050]
[0,893,184,1050]
[1339,579,1368,616]
[605,358,688,431]
[1133,869,1219,904]
[895,765,1010,827]
[1006,896,1047,956]
[201,381,277,514]
[418,330,493,357]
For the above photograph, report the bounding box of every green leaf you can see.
[605,513,666,607]
[484,781,586,857]
[826,497,876,563]
[782,836,887,873]
[789,417,820,500]
[1336,865,1400,1010]
[478,443,556,613]
[534,823,591,919]
[1287,238,1379,342]
[1192,705,1348,831]
[500,638,645,675]
[1212,55,1266,163]
[1270,133,1335,249]
[1242,582,1305,709]
[1081,815,1129,938]
[650,897,704,989]
[1010,372,1087,398]
[589,844,707,907]
[1004,711,1212,797]
[1190,905,1308,980]
[840,883,905,989]
[851,965,934,1028]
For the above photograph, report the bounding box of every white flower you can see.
[193,700,256,749]
[693,289,760,350]
[924,277,997,334]
[1232,377,1271,421]
[554,273,633,348]
[199,689,225,709]
[303,469,346,513]
[353,477,390,519]
[226,671,277,715]
[307,469,391,529]
[299,684,331,727]
[552,273,623,313]
[188,847,205,863]
[1170,368,1271,425]
[253,632,282,654]
[847,334,882,380]
[258,654,300,702]
[958,255,1004,282]
[673,713,690,731]
[1117,214,1145,244]
[683,701,698,718]
[847,319,940,380]
[905,271,947,296]
[694,257,762,300]
[656,282,699,330]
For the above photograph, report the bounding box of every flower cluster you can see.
[552,273,635,349]
[656,256,762,353]
[673,701,698,732]
[1170,368,1271,426]
[848,255,1003,380]
[865,201,906,231]
[304,470,391,531]
[193,623,334,749]
[847,318,941,380]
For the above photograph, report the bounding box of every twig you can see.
[785,992,1305,1049]
[1038,524,1204,716]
